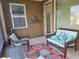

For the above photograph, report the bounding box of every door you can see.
[0,17,4,56]
[43,0,54,35]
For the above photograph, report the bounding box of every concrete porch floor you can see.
[1,36,79,59]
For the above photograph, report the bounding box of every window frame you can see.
[9,3,27,29]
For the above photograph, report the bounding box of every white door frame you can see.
[54,0,56,31]
[43,0,56,36]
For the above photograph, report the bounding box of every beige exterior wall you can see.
[1,0,44,37]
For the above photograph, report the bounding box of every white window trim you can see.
[9,3,27,29]
[54,0,56,31]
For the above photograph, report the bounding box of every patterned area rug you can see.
[29,43,64,59]
[6,45,29,59]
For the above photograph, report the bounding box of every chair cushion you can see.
[66,35,74,42]
[47,38,65,47]
[59,32,68,43]
[9,33,19,41]
[51,36,59,41]
[51,32,67,44]
[60,32,67,39]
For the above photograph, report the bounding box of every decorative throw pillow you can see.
[66,35,74,42]
[56,31,61,36]
[51,36,58,40]
[59,32,67,43]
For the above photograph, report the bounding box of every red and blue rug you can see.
[29,43,64,59]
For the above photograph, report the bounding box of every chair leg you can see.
[64,49,67,58]
[64,44,68,58]
[27,41,29,52]
[47,40,48,46]
[74,45,77,51]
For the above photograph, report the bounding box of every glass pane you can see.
[13,17,26,28]
[57,9,62,28]
[0,22,4,50]
[70,5,79,25]
[46,13,50,33]
[11,5,24,16]
[56,0,79,30]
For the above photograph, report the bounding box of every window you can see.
[71,5,79,25]
[10,3,27,29]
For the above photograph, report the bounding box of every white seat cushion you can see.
[9,33,19,41]
[47,38,65,48]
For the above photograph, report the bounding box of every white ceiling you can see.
[31,0,43,2]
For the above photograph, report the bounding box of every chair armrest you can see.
[46,33,56,39]
[20,38,29,41]
[65,40,75,46]
[18,36,30,38]
[19,36,30,41]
